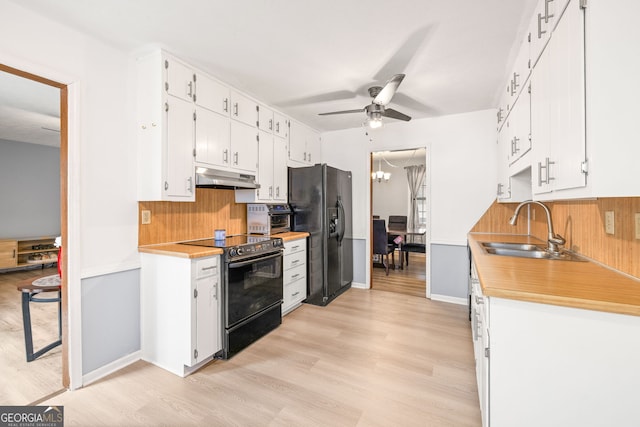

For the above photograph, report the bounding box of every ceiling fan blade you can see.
[373,74,405,106]
[318,108,365,116]
[382,108,412,122]
[373,25,434,81]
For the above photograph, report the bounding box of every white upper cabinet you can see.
[531,0,586,197]
[230,120,258,173]
[257,104,274,133]
[195,105,231,168]
[194,72,230,116]
[138,49,312,200]
[230,90,258,127]
[289,120,320,165]
[137,51,196,202]
[273,112,289,139]
[165,58,195,103]
[508,87,531,166]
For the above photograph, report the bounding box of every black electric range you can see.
[180,235,283,262]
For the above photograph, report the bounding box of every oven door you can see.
[225,251,283,327]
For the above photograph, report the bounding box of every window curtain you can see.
[405,164,426,230]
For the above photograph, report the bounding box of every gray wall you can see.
[352,238,367,285]
[81,269,140,374]
[0,139,60,238]
[430,243,469,299]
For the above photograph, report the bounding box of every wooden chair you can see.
[373,219,395,275]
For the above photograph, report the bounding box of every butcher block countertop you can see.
[468,233,640,317]
[138,232,309,259]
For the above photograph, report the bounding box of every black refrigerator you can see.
[288,164,353,306]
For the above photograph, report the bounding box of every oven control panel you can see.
[228,238,283,259]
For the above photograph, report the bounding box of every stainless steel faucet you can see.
[509,200,566,253]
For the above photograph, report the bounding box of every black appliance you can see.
[288,164,353,306]
[180,235,284,359]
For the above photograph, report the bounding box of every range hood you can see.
[195,167,259,190]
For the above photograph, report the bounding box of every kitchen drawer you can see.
[283,279,306,310]
[195,256,218,279]
[284,264,305,285]
[283,250,305,271]
[284,239,305,256]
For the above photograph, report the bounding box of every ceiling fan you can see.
[318,74,411,129]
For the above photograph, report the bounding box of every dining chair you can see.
[373,219,395,275]
[388,215,408,265]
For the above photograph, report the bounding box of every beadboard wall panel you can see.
[472,198,640,280]
[530,198,640,279]
[138,188,247,246]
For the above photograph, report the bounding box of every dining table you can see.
[387,229,426,269]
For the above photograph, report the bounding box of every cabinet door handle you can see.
[201,266,216,271]
[275,122,280,133]
[291,274,299,279]
[223,149,229,163]
[233,102,239,116]
[276,186,280,198]
[13,249,16,258]
[188,81,193,99]
[544,0,554,23]
[233,152,239,165]
[537,13,547,39]
[269,119,273,130]
[187,176,193,193]
[292,291,300,297]
[223,98,229,112]
[269,186,273,197]
[538,157,555,186]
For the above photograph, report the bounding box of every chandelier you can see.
[371,158,391,182]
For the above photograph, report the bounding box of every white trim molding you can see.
[82,350,142,387]
[430,294,468,306]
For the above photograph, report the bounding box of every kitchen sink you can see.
[481,242,586,262]
[481,242,543,251]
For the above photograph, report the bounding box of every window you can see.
[415,180,427,242]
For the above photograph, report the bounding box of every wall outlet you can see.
[604,211,615,235]
[635,213,640,240]
[141,210,151,225]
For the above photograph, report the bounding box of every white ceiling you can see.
[4,0,538,142]
[0,71,60,147]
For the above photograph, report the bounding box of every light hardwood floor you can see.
[42,288,480,426]
[372,252,427,298]
[0,267,63,405]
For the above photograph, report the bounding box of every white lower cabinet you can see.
[282,238,307,315]
[471,259,640,427]
[141,254,221,377]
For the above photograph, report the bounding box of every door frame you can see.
[368,147,431,299]
[0,63,76,388]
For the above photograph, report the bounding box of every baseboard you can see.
[350,281,368,289]
[430,294,468,306]
[82,350,142,386]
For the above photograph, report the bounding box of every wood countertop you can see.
[468,233,640,317]
[138,243,223,259]
[138,232,309,259]
[272,231,309,242]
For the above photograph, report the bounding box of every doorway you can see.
[0,64,68,403]
[370,148,427,298]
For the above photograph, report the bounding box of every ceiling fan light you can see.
[383,172,391,181]
[371,172,377,180]
[368,118,383,129]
